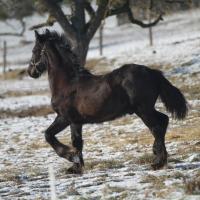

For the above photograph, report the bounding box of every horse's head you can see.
[27,30,50,78]
[28,29,83,80]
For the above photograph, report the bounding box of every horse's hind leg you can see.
[45,116,80,166]
[136,108,169,170]
[67,124,84,174]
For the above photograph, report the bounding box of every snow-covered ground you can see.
[0,95,50,111]
[0,9,200,200]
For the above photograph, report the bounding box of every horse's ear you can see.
[34,30,40,40]
[45,29,50,36]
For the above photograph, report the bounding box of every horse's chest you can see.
[51,91,76,114]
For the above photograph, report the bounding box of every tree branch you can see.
[29,22,54,30]
[128,11,163,28]
[106,0,163,28]
[0,19,26,37]
[73,0,86,35]
[107,4,129,17]
[84,0,95,18]
[165,0,186,3]
[38,0,76,42]
[29,14,72,30]
[150,0,154,10]
[127,0,163,28]
[0,32,22,37]
[86,0,109,42]
[31,0,163,40]
[20,19,26,35]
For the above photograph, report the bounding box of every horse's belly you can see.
[95,99,132,122]
[76,82,111,116]
[76,96,105,117]
[76,85,132,123]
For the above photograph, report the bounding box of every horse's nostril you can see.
[27,65,40,78]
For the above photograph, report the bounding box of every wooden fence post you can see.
[148,12,153,46]
[3,41,7,77]
[99,24,104,56]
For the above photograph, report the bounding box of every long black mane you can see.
[44,30,91,78]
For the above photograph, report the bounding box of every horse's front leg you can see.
[67,124,84,174]
[45,116,79,165]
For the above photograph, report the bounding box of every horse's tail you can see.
[154,70,188,120]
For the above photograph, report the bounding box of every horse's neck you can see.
[46,48,74,97]
[48,66,71,97]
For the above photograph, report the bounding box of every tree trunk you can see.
[99,24,104,56]
[72,38,89,67]
[37,0,163,67]
[148,11,153,46]
[3,41,7,76]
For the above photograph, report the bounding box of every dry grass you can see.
[111,131,153,147]
[149,63,174,71]
[110,115,134,126]
[182,84,200,99]
[172,171,186,179]
[98,137,139,152]
[176,145,200,156]
[0,105,53,118]
[2,90,49,98]
[151,188,175,199]
[184,177,200,195]
[170,73,200,99]
[0,160,44,184]
[93,129,152,152]
[27,140,49,150]
[86,58,104,70]
[67,182,80,195]
[86,159,124,171]
[84,117,200,161]
[26,166,44,178]
[0,167,23,184]
[129,124,200,147]
[135,124,200,146]
[136,153,154,165]
[102,184,129,200]
[86,57,116,74]
[141,174,165,189]
[0,69,27,80]
[167,125,200,142]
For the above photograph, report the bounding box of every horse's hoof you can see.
[66,164,83,174]
[151,163,163,170]
[151,159,167,170]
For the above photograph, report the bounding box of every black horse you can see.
[28,29,187,174]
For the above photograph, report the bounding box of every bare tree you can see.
[31,0,165,66]
[0,0,34,36]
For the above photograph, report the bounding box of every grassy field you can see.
[0,9,200,200]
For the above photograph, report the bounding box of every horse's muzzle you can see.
[27,64,41,78]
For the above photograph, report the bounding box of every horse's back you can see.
[108,64,159,89]
[67,64,160,123]
[107,64,160,107]
[73,75,132,123]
